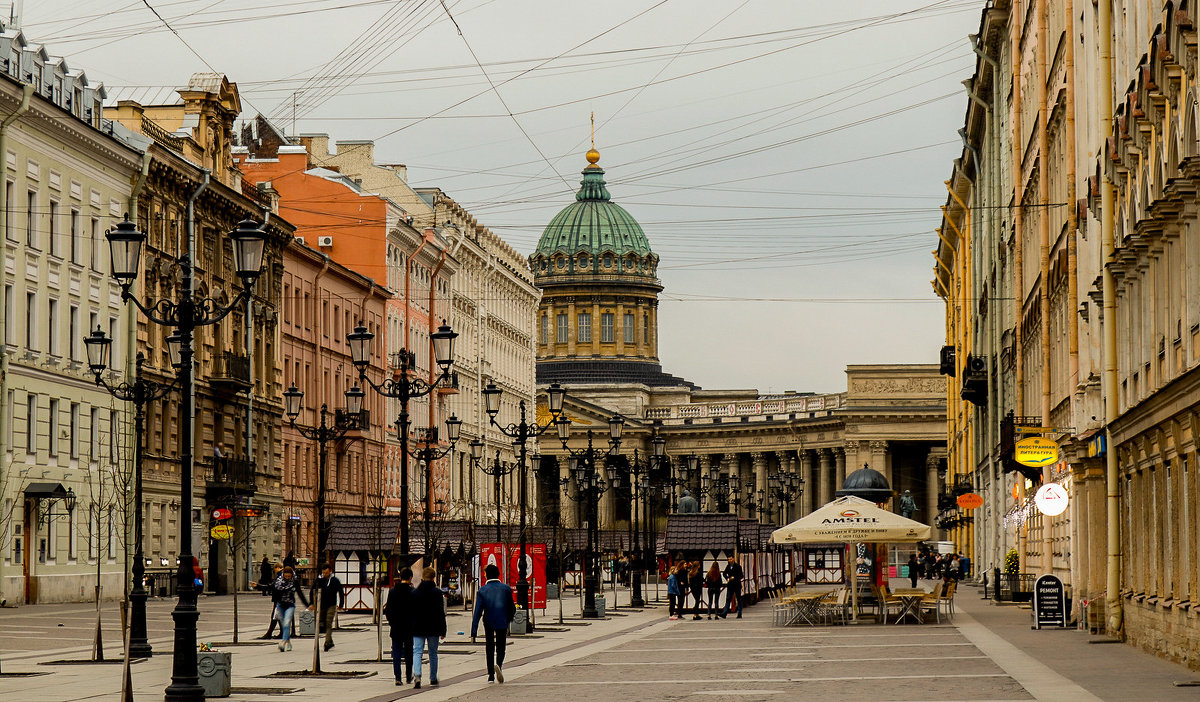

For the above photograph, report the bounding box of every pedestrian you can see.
[704,563,722,619]
[948,555,961,582]
[471,563,515,683]
[283,551,298,570]
[720,554,744,619]
[273,566,308,652]
[907,554,919,588]
[251,563,283,639]
[688,562,704,620]
[666,563,682,620]
[310,564,346,651]
[384,567,415,685]
[258,557,273,592]
[959,552,971,579]
[410,566,446,689]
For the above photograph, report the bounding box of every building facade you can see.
[0,25,142,604]
[936,0,1200,669]
[279,239,388,565]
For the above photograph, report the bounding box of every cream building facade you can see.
[0,26,143,603]
[937,0,1200,669]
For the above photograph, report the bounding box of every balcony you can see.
[210,352,252,392]
[207,455,256,493]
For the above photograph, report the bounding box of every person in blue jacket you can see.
[471,564,516,683]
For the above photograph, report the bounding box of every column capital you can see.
[869,440,888,452]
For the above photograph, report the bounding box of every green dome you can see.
[531,158,658,282]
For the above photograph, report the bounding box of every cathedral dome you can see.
[531,151,658,285]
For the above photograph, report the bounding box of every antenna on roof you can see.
[12,0,24,29]
[590,111,594,150]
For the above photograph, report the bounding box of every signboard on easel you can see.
[1033,573,1068,629]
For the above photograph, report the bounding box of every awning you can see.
[24,482,69,498]
[771,496,931,544]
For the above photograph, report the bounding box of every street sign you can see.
[1014,436,1059,467]
[211,508,232,521]
[1034,483,1069,516]
[210,524,234,539]
[956,493,984,509]
[1033,574,1068,628]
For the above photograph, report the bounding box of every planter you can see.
[296,609,315,636]
[511,610,528,635]
[547,583,559,600]
[197,651,232,698]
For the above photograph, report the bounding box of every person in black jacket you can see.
[384,567,415,686]
[410,566,446,689]
[688,563,705,620]
[310,564,346,651]
[720,554,744,619]
[252,563,283,639]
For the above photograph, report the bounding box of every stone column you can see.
[752,452,767,522]
[615,302,625,355]
[700,455,714,512]
[560,459,578,528]
[834,447,846,493]
[870,440,890,485]
[566,299,577,356]
[925,452,940,530]
[591,300,601,356]
[799,449,813,515]
[818,448,835,506]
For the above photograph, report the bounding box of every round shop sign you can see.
[210,524,234,540]
[1034,483,1069,516]
[956,493,984,509]
[1015,436,1060,467]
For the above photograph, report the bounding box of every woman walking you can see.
[704,563,722,619]
[411,567,446,689]
[688,563,705,620]
[666,564,682,620]
[273,566,308,651]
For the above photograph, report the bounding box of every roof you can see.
[664,513,739,553]
[327,515,401,552]
[531,153,659,283]
[24,482,69,498]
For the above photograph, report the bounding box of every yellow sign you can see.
[210,524,234,540]
[1015,436,1059,467]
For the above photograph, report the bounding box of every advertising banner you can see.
[508,543,548,610]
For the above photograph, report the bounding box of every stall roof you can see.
[664,513,739,553]
[328,515,401,551]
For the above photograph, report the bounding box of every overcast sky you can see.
[24,0,980,393]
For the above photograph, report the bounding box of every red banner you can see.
[508,543,547,610]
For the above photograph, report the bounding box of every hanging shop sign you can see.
[1014,436,1060,467]
[1034,483,1069,516]
[956,493,984,509]
[211,508,232,521]
[210,524,234,539]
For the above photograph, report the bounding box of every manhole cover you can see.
[264,670,377,679]
[230,686,304,695]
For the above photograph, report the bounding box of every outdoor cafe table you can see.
[891,588,927,624]
[784,590,833,626]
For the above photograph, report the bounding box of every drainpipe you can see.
[1009,7,1027,574]
[0,82,32,597]
[426,244,448,521]
[1098,0,1122,638]
[1062,0,1081,609]
[1035,0,1053,578]
[244,207,267,587]
[186,171,209,569]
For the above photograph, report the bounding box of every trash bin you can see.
[595,595,606,618]
[297,609,315,636]
[197,651,231,698]
[511,609,528,635]
[547,583,559,600]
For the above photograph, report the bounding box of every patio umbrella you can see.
[771,496,931,618]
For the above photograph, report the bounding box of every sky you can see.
[21,0,982,394]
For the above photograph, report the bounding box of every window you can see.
[556,313,568,344]
[25,291,35,350]
[4,181,12,241]
[25,393,35,455]
[67,501,77,561]
[88,505,98,561]
[90,407,99,462]
[48,199,59,256]
[47,297,58,356]
[42,514,55,563]
[624,312,635,343]
[48,398,58,457]
[540,315,548,345]
[643,314,649,342]
[107,509,115,559]
[68,305,78,360]
[601,312,614,343]
[577,312,591,343]
[69,403,79,459]
[3,285,10,345]
[12,521,21,564]
[69,209,80,263]
[26,190,36,248]
[89,217,100,271]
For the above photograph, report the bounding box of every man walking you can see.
[311,564,346,651]
[471,564,515,683]
[385,567,415,685]
[411,566,446,689]
[720,554,744,619]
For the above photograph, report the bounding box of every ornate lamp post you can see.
[479,381,565,612]
[763,471,802,524]
[472,440,516,547]
[282,383,367,564]
[611,434,665,608]
[84,332,181,659]
[557,414,622,618]
[104,215,267,702]
[409,416,461,557]
[347,322,457,557]
[703,467,742,515]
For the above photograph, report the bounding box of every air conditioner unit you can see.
[318,236,334,247]
[295,236,305,245]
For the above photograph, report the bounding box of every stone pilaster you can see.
[799,449,814,515]
[925,452,940,532]
[834,447,846,493]
[700,454,714,512]
[818,448,835,506]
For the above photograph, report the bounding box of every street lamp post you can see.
[84,342,180,659]
[104,215,268,702]
[472,441,515,547]
[83,340,180,658]
[480,381,564,612]
[408,418,461,557]
[281,384,367,564]
[557,414,622,619]
[347,323,458,558]
[608,432,666,608]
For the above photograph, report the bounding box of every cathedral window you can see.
[556,313,568,343]
[624,313,634,343]
[578,312,592,343]
[601,313,614,342]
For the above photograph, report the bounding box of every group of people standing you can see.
[666,554,744,620]
[906,550,971,587]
